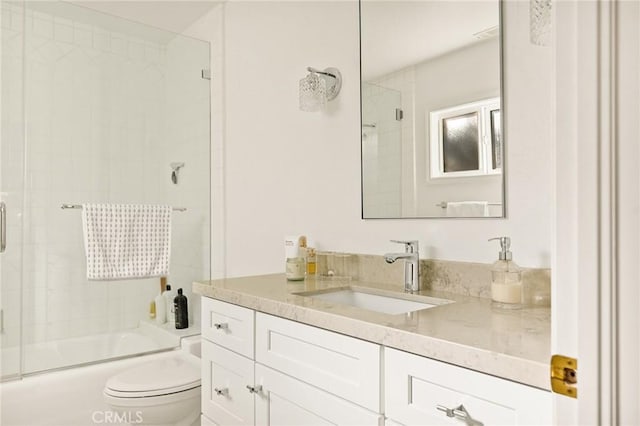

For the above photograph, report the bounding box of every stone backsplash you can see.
[315,252,551,307]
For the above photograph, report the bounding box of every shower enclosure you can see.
[0,1,210,380]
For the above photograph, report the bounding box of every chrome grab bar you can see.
[0,201,6,253]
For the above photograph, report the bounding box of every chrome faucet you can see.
[384,240,420,293]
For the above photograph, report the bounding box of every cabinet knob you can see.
[214,387,227,396]
[436,404,484,426]
[246,384,262,394]
[213,322,228,330]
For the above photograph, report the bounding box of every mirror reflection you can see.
[360,0,504,218]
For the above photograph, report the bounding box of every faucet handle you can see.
[390,240,419,253]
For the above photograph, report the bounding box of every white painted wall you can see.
[217,0,553,278]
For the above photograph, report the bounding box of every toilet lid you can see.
[105,355,200,397]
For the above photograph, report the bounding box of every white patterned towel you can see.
[446,201,489,217]
[81,204,172,280]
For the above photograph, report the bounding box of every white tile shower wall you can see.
[14,5,210,346]
[219,1,553,277]
[19,6,168,344]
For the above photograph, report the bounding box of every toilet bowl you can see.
[103,341,201,426]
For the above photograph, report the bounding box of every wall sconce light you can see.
[299,66,342,112]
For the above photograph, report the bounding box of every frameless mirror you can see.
[360,0,504,218]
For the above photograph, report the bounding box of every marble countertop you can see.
[193,274,551,390]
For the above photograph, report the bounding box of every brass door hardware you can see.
[550,354,577,398]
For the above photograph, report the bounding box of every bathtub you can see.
[0,336,201,426]
[3,321,196,375]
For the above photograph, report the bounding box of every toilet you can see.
[103,338,201,426]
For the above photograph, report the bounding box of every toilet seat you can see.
[104,355,201,399]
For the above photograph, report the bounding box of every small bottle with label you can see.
[285,235,306,281]
[488,237,523,309]
[306,247,317,275]
[163,285,176,325]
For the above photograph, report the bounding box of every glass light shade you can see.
[299,73,327,112]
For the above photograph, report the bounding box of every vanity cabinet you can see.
[385,348,552,425]
[201,297,383,426]
[201,296,550,426]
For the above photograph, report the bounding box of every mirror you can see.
[360,0,504,218]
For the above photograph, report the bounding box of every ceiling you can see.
[70,1,220,34]
[361,1,499,80]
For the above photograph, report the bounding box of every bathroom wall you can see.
[216,0,553,278]
[3,2,210,348]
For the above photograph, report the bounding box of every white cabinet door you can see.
[255,312,381,412]
[202,340,255,426]
[255,364,383,426]
[385,348,551,425]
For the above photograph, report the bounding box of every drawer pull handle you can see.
[214,387,228,396]
[213,323,228,330]
[246,384,262,394]
[436,404,484,426]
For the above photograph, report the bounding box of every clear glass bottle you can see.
[306,248,317,275]
[488,237,523,309]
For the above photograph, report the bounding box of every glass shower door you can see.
[0,0,25,380]
[361,82,403,218]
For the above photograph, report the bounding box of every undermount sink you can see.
[295,287,453,315]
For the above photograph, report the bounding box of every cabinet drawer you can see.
[201,340,254,426]
[255,312,381,412]
[255,364,383,426]
[385,348,551,425]
[201,297,254,359]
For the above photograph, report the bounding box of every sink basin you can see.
[295,287,453,315]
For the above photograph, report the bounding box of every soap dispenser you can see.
[488,237,523,309]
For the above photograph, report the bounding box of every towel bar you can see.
[436,202,502,209]
[61,204,187,212]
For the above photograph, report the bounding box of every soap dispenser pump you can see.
[488,237,523,309]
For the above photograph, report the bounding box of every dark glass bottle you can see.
[173,288,189,329]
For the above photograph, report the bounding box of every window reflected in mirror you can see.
[360,0,504,218]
